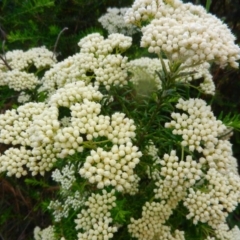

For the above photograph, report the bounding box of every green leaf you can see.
[219,112,240,131]
[49,25,61,36]
[25,178,49,188]
[111,199,131,224]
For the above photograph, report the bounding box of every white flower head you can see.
[99,7,139,35]
[0,69,39,91]
[75,190,118,240]
[126,0,240,67]
[34,225,56,240]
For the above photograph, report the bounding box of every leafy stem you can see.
[82,139,111,150]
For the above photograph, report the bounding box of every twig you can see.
[0,54,12,70]
[52,27,68,58]
[0,25,7,41]
[2,40,6,57]
[0,232,5,240]
[0,26,12,70]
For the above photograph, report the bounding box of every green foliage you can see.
[0,0,134,58]
[0,86,18,111]
[25,178,50,188]
[15,0,54,15]
[219,112,240,131]
[111,198,132,224]
[0,175,53,239]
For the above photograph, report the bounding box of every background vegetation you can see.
[0,0,133,59]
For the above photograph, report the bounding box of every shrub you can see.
[1,0,240,239]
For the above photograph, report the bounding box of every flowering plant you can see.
[1,0,240,239]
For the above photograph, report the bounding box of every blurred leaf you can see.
[48,25,61,36]
[205,0,212,12]
[10,0,54,18]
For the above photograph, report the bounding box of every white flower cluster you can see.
[75,190,118,240]
[60,116,71,127]
[1,46,56,71]
[214,224,240,240]
[155,151,202,202]
[165,98,226,153]
[17,92,31,103]
[0,46,55,91]
[69,106,142,193]
[129,141,240,240]
[184,168,240,227]
[128,201,185,240]
[28,82,102,160]
[48,81,102,107]
[0,102,45,146]
[0,102,46,177]
[1,50,27,70]
[124,0,164,24]
[145,141,162,180]
[41,52,97,94]
[98,8,138,35]
[34,225,56,240]
[0,147,32,178]
[200,139,238,175]
[48,191,85,222]
[129,149,194,240]
[80,142,142,193]
[0,81,100,176]
[130,146,240,239]
[0,80,141,185]
[51,164,76,191]
[125,0,240,67]
[165,98,238,174]
[78,33,132,55]
[163,98,240,236]
[26,47,57,69]
[0,69,39,91]
[42,33,131,93]
[49,164,84,222]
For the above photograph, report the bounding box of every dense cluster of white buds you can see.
[125,0,240,68]
[79,142,142,193]
[0,47,55,91]
[0,46,56,71]
[34,225,56,240]
[0,81,142,190]
[0,69,39,91]
[184,168,240,227]
[128,200,185,240]
[75,190,118,240]
[165,98,227,153]
[42,33,131,93]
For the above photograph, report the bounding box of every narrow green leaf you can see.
[206,0,212,12]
